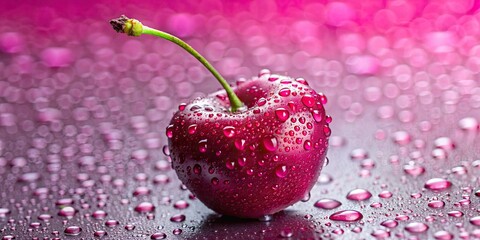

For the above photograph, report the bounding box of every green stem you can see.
[110,16,244,112]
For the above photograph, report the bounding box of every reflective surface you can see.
[1,1,480,239]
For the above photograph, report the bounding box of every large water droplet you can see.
[427,200,445,208]
[187,124,197,134]
[424,178,452,191]
[404,222,429,233]
[433,230,453,240]
[223,126,235,138]
[346,188,372,201]
[278,88,291,97]
[314,198,342,209]
[170,214,186,222]
[166,124,174,138]
[134,202,155,213]
[275,165,288,178]
[64,226,82,236]
[275,108,290,122]
[329,210,363,222]
[198,139,208,153]
[263,137,278,151]
[470,216,480,226]
[234,139,246,150]
[301,95,315,107]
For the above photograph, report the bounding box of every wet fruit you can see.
[110,15,330,218]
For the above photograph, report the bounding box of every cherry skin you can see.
[167,71,330,218]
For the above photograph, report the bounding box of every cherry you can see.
[110,15,330,218]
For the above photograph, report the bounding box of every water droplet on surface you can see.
[275,165,288,178]
[371,229,390,239]
[105,219,119,227]
[193,164,202,174]
[378,191,392,198]
[279,228,293,238]
[150,232,167,239]
[187,124,197,134]
[434,137,455,151]
[424,178,452,191]
[275,108,290,122]
[134,202,155,213]
[346,188,372,201]
[301,95,315,107]
[470,216,480,226]
[173,200,189,209]
[170,214,186,222]
[428,200,445,208]
[64,226,82,236]
[263,137,278,151]
[258,215,273,222]
[403,163,426,176]
[92,210,107,219]
[278,88,291,97]
[314,198,342,209]
[312,110,323,122]
[198,139,208,153]
[433,230,453,240]
[223,126,235,137]
[447,210,464,217]
[404,222,429,233]
[329,210,363,222]
[234,139,246,150]
[58,206,76,217]
[350,148,368,160]
[381,219,398,228]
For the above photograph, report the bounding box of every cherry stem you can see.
[110,15,244,112]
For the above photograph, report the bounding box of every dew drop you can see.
[279,228,293,238]
[434,137,455,150]
[275,165,288,178]
[371,229,390,239]
[404,222,429,233]
[193,164,202,174]
[150,232,167,239]
[187,124,197,134]
[303,140,312,150]
[301,95,315,107]
[380,219,398,228]
[166,125,174,138]
[427,200,445,209]
[433,230,453,240]
[279,88,291,97]
[64,226,82,236]
[134,202,155,213]
[263,137,278,151]
[173,200,189,209]
[329,210,363,222]
[198,139,208,153]
[458,117,478,131]
[403,163,426,176]
[312,110,323,122]
[424,178,452,191]
[170,214,186,222]
[346,188,372,201]
[350,148,368,160]
[275,108,290,122]
[314,198,342,209]
[470,216,480,226]
[234,139,246,150]
[447,210,464,217]
[223,126,235,138]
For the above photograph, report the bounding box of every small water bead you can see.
[301,95,315,107]
[395,215,410,221]
[371,229,390,239]
[404,222,429,233]
[381,219,398,228]
[58,206,76,217]
[329,210,363,222]
[378,191,393,199]
[350,148,368,160]
[403,163,426,176]
[105,220,119,227]
[275,108,290,122]
[211,177,219,185]
[198,139,208,153]
[124,224,135,231]
[173,200,189,209]
[424,178,452,191]
[475,189,480,197]
[370,202,382,208]
[187,124,197,134]
[278,88,291,97]
[64,226,82,236]
[470,216,480,226]
[311,110,323,122]
[346,188,372,201]
[193,164,202,174]
[434,137,455,151]
[303,140,312,150]
[314,198,342,209]
[428,200,445,208]
[458,117,479,131]
[447,210,464,217]
[433,230,453,240]
[234,139,246,150]
[263,137,278,151]
[134,202,155,213]
[38,214,52,221]
[166,125,174,138]
[317,173,333,184]
[170,214,186,222]
[150,232,167,239]
[222,126,235,138]
[133,186,151,196]
[392,131,411,145]
[92,210,107,219]
[279,228,293,238]
[275,165,288,178]
[94,230,107,238]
